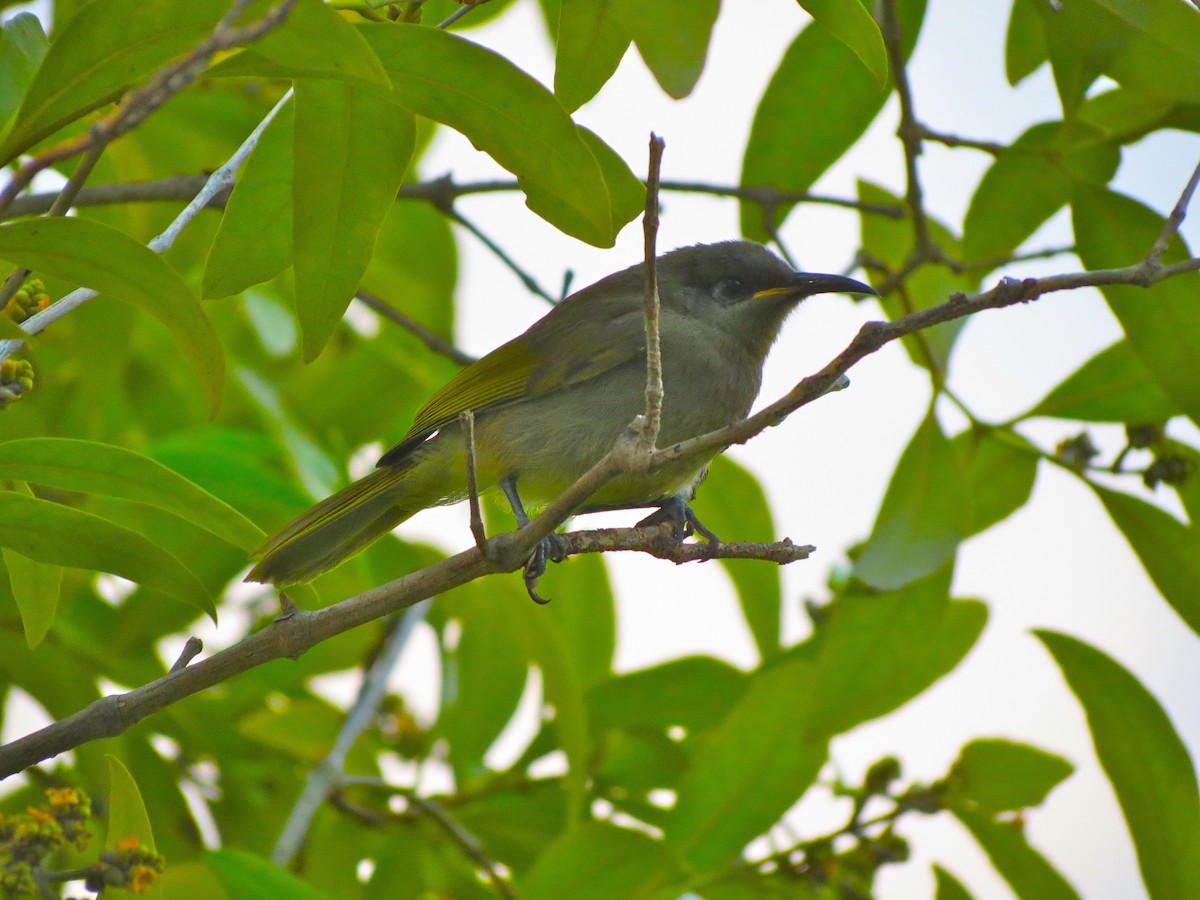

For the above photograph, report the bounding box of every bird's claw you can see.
[522,534,565,604]
[637,496,720,545]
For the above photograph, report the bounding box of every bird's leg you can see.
[499,473,563,604]
[636,494,720,544]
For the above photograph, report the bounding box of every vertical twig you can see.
[460,409,488,549]
[1147,157,1200,268]
[639,134,667,454]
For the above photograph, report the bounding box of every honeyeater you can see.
[247,240,874,587]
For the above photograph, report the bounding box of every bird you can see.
[246,240,874,592]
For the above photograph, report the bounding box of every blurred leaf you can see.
[740,0,924,240]
[955,807,1080,900]
[554,0,629,111]
[609,0,719,98]
[948,738,1074,813]
[796,0,888,86]
[934,865,976,900]
[1027,339,1179,423]
[203,103,294,299]
[1078,86,1181,144]
[799,566,985,737]
[2,545,62,648]
[237,697,344,762]
[360,24,628,246]
[292,80,415,360]
[0,491,215,619]
[1072,186,1200,427]
[1005,0,1045,86]
[0,437,263,550]
[253,0,390,88]
[519,822,684,900]
[953,429,1038,537]
[963,122,1118,265]
[204,848,333,899]
[0,13,48,133]
[454,783,567,874]
[589,655,747,737]
[666,656,825,873]
[105,754,158,851]
[0,217,225,415]
[1091,484,1200,638]
[855,412,972,590]
[858,180,974,370]
[1037,631,1200,900]
[0,0,231,164]
[691,455,782,660]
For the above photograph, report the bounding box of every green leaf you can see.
[0,438,263,550]
[1027,339,1179,423]
[934,865,976,900]
[553,0,629,111]
[292,80,415,360]
[955,806,1081,900]
[609,0,719,98]
[2,546,62,648]
[0,0,233,165]
[1091,485,1200,638]
[799,567,986,738]
[1005,0,1046,86]
[360,24,627,246]
[854,411,972,590]
[1036,631,1200,900]
[0,491,215,619]
[690,456,782,660]
[954,430,1038,537]
[204,849,332,900]
[948,739,1074,813]
[588,655,747,737]
[203,103,294,299]
[0,13,48,134]
[1071,187,1200,427]
[237,697,344,761]
[252,0,390,89]
[105,754,158,851]
[577,125,646,232]
[519,822,683,900]
[665,656,826,872]
[740,0,924,240]
[0,217,225,414]
[796,0,888,87]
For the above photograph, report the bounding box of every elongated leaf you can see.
[554,0,629,111]
[105,755,158,851]
[740,0,925,240]
[0,0,233,164]
[854,411,972,590]
[1036,631,1200,900]
[1091,485,1200,638]
[609,0,719,98]
[359,24,626,246]
[588,655,746,736]
[3,543,62,648]
[0,492,215,619]
[955,806,1081,900]
[1028,339,1179,423]
[1005,0,1046,86]
[252,0,389,88]
[935,865,976,900]
[519,823,683,900]
[691,456,782,660]
[0,13,48,134]
[0,438,262,551]
[796,0,888,86]
[1071,187,1200,427]
[666,656,826,872]
[0,217,224,414]
[204,849,330,900]
[203,104,294,299]
[955,430,1038,538]
[948,739,1074,813]
[292,80,415,360]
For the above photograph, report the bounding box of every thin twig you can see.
[447,208,557,303]
[168,638,204,674]
[437,0,495,29]
[461,410,488,549]
[660,180,905,218]
[1147,157,1200,268]
[410,795,517,899]
[639,134,666,454]
[356,290,476,366]
[913,125,1006,156]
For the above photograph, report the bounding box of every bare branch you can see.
[356,290,476,366]
[639,134,666,454]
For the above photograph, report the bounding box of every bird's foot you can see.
[637,496,720,544]
[522,533,567,605]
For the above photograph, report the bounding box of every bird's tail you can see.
[246,460,443,586]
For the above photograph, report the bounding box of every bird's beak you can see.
[754,273,877,301]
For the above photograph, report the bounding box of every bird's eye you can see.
[713,277,746,303]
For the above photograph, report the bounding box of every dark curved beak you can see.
[754,273,877,300]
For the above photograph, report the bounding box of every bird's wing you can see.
[377,291,646,468]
